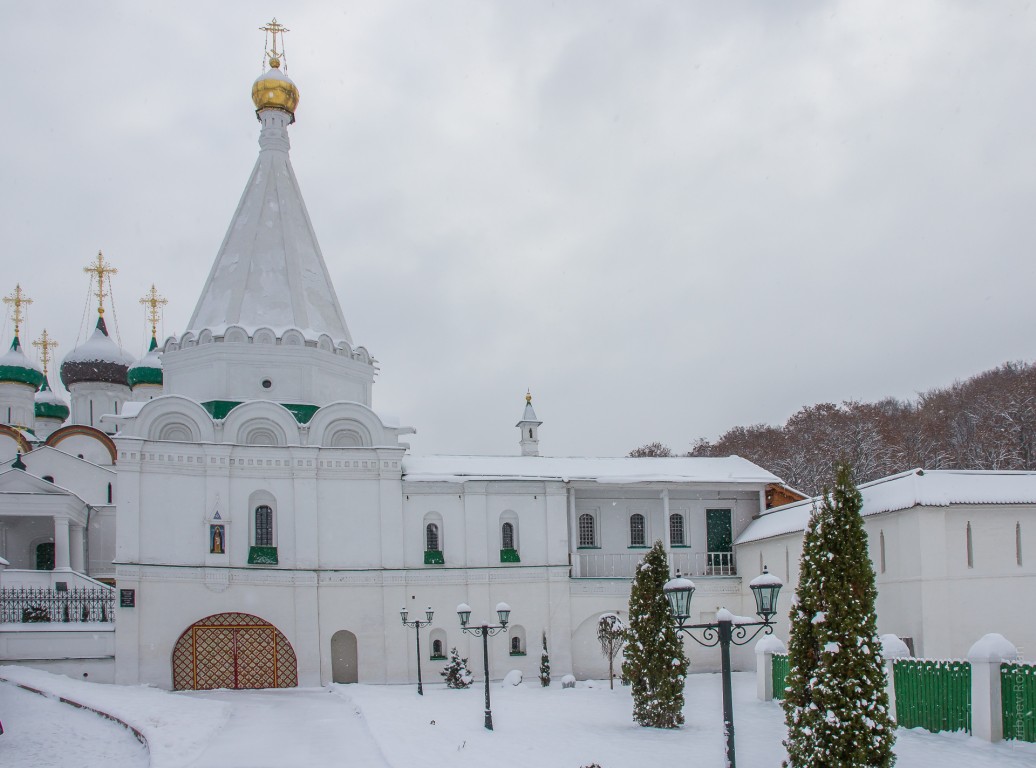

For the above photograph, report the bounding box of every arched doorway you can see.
[330,630,358,683]
[171,612,298,690]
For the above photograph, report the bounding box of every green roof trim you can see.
[127,365,163,388]
[201,400,320,424]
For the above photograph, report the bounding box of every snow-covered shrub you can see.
[22,604,50,623]
[597,612,626,689]
[441,647,473,689]
[561,674,576,689]
[539,630,551,687]
[502,669,523,687]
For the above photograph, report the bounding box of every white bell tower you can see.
[516,391,542,457]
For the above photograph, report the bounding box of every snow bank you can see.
[0,664,230,768]
[502,670,523,687]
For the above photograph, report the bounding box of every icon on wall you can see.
[210,524,226,554]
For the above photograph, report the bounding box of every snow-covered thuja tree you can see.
[441,647,473,689]
[597,612,626,689]
[622,541,688,728]
[782,463,896,767]
[539,630,551,687]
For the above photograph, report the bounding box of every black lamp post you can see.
[457,601,511,731]
[400,605,435,695]
[663,569,783,768]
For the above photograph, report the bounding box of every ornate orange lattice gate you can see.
[171,612,298,690]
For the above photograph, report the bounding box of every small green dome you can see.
[35,377,69,421]
[0,336,45,389]
[127,335,163,389]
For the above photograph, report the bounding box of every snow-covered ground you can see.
[2,665,1035,768]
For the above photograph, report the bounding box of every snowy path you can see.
[0,680,149,768]
[183,688,390,768]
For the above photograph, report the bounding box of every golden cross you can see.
[32,329,58,376]
[139,284,168,339]
[83,250,118,316]
[2,284,32,336]
[260,17,290,64]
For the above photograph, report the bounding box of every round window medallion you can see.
[261,378,273,389]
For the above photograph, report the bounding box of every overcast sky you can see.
[4,2,1035,458]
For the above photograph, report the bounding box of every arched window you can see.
[502,521,515,550]
[255,505,274,546]
[630,513,646,547]
[509,624,526,655]
[107,483,113,503]
[578,513,596,547]
[426,523,440,551]
[669,513,685,546]
[429,628,447,660]
[35,542,55,571]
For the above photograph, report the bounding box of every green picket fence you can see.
[893,659,971,734]
[1001,663,1036,742]
[772,653,789,701]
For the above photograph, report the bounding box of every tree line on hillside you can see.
[631,360,1036,496]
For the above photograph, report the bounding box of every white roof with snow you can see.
[402,455,779,484]
[185,109,352,345]
[736,469,1036,544]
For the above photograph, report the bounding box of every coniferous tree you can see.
[783,463,896,767]
[539,630,551,687]
[622,540,688,728]
[440,647,473,689]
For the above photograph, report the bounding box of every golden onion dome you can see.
[252,58,300,117]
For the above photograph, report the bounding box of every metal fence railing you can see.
[893,658,971,734]
[1001,662,1036,742]
[772,653,789,700]
[0,586,115,624]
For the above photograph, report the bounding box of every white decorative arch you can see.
[197,329,213,345]
[317,334,334,352]
[180,331,196,347]
[307,402,390,448]
[224,326,249,344]
[353,346,371,364]
[253,327,277,345]
[281,329,305,346]
[223,402,299,446]
[336,340,353,358]
[131,396,216,443]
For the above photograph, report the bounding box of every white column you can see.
[53,517,71,570]
[568,486,579,577]
[968,633,1019,742]
[755,635,786,701]
[69,524,86,572]
[661,489,671,550]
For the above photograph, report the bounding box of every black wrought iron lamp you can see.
[663,568,783,768]
[457,601,511,730]
[400,605,435,695]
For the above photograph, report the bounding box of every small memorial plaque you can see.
[120,589,135,608]
[55,581,68,592]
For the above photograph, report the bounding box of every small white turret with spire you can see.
[517,390,542,457]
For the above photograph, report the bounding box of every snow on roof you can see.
[401,455,779,484]
[736,469,1036,545]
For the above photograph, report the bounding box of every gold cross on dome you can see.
[139,284,168,339]
[260,18,290,64]
[33,329,58,376]
[84,250,118,316]
[2,284,32,336]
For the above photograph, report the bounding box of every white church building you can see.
[0,31,783,689]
